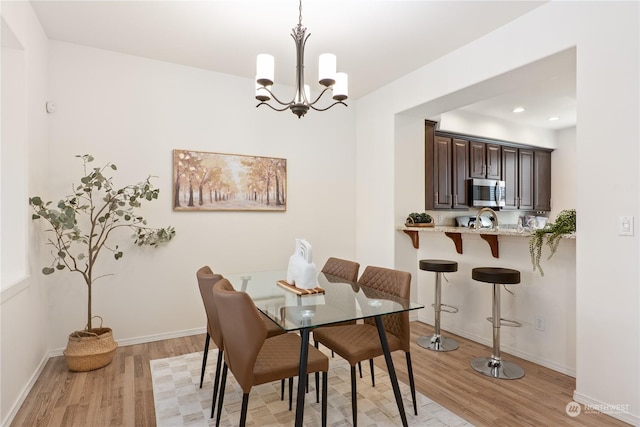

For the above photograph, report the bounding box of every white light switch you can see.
[619,216,634,236]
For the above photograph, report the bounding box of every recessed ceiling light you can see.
[512,107,525,113]
[548,116,560,121]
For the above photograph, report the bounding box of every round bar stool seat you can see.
[419,259,458,274]
[417,260,459,352]
[471,267,524,380]
[472,267,520,285]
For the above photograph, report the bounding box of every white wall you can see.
[356,1,638,424]
[0,2,50,425]
[552,127,577,216]
[44,40,356,350]
[1,8,356,424]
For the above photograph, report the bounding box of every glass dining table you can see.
[225,270,424,427]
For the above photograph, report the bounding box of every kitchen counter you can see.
[396,224,576,257]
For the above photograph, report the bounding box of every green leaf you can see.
[111,164,117,170]
[42,267,55,275]
[30,196,43,206]
[58,251,66,258]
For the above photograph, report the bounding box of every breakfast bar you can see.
[397,223,578,379]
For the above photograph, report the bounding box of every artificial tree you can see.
[29,154,175,331]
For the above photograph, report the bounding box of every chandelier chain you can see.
[298,0,303,27]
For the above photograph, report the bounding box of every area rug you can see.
[151,348,473,427]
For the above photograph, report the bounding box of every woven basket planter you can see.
[63,327,118,372]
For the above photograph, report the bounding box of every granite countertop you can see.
[396,224,576,239]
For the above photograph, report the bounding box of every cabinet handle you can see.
[454,194,457,205]
[434,192,438,204]
[448,194,452,204]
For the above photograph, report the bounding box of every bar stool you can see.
[471,267,524,380]
[417,259,459,352]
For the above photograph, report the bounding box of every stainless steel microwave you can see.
[469,178,506,208]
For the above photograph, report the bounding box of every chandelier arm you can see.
[256,101,292,112]
[308,101,348,112]
[257,86,295,107]
[306,87,333,106]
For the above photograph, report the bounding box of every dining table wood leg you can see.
[374,316,408,427]
[294,327,311,427]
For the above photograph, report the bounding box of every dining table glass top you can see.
[224,270,424,332]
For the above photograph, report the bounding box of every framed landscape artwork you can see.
[173,149,287,211]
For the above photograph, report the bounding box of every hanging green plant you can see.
[529,209,576,276]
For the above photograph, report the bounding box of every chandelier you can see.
[255,0,348,118]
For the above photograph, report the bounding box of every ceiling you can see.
[29,0,575,130]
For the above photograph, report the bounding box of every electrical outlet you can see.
[437,214,443,224]
[535,315,545,331]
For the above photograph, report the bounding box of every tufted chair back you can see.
[359,266,411,352]
[196,266,224,348]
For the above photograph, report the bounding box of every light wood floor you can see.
[11,322,630,426]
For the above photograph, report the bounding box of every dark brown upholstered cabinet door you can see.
[501,146,518,210]
[534,150,552,211]
[452,138,469,208]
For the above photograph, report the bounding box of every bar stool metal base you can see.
[471,356,524,380]
[417,334,459,352]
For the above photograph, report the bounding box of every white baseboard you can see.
[47,327,207,357]
[573,391,639,426]
[415,316,576,377]
[1,352,50,427]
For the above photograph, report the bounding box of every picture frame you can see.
[173,149,287,211]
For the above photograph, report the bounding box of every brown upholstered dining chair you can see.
[321,257,360,284]
[196,266,223,389]
[212,279,329,427]
[196,266,285,418]
[311,265,417,426]
[317,257,367,377]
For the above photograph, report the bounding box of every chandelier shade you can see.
[255,0,348,118]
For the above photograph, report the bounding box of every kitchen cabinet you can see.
[502,146,518,209]
[519,149,535,210]
[470,141,501,179]
[534,150,552,211]
[433,135,453,209]
[425,120,469,210]
[501,147,534,210]
[424,120,551,211]
[452,138,469,208]
[502,147,550,211]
